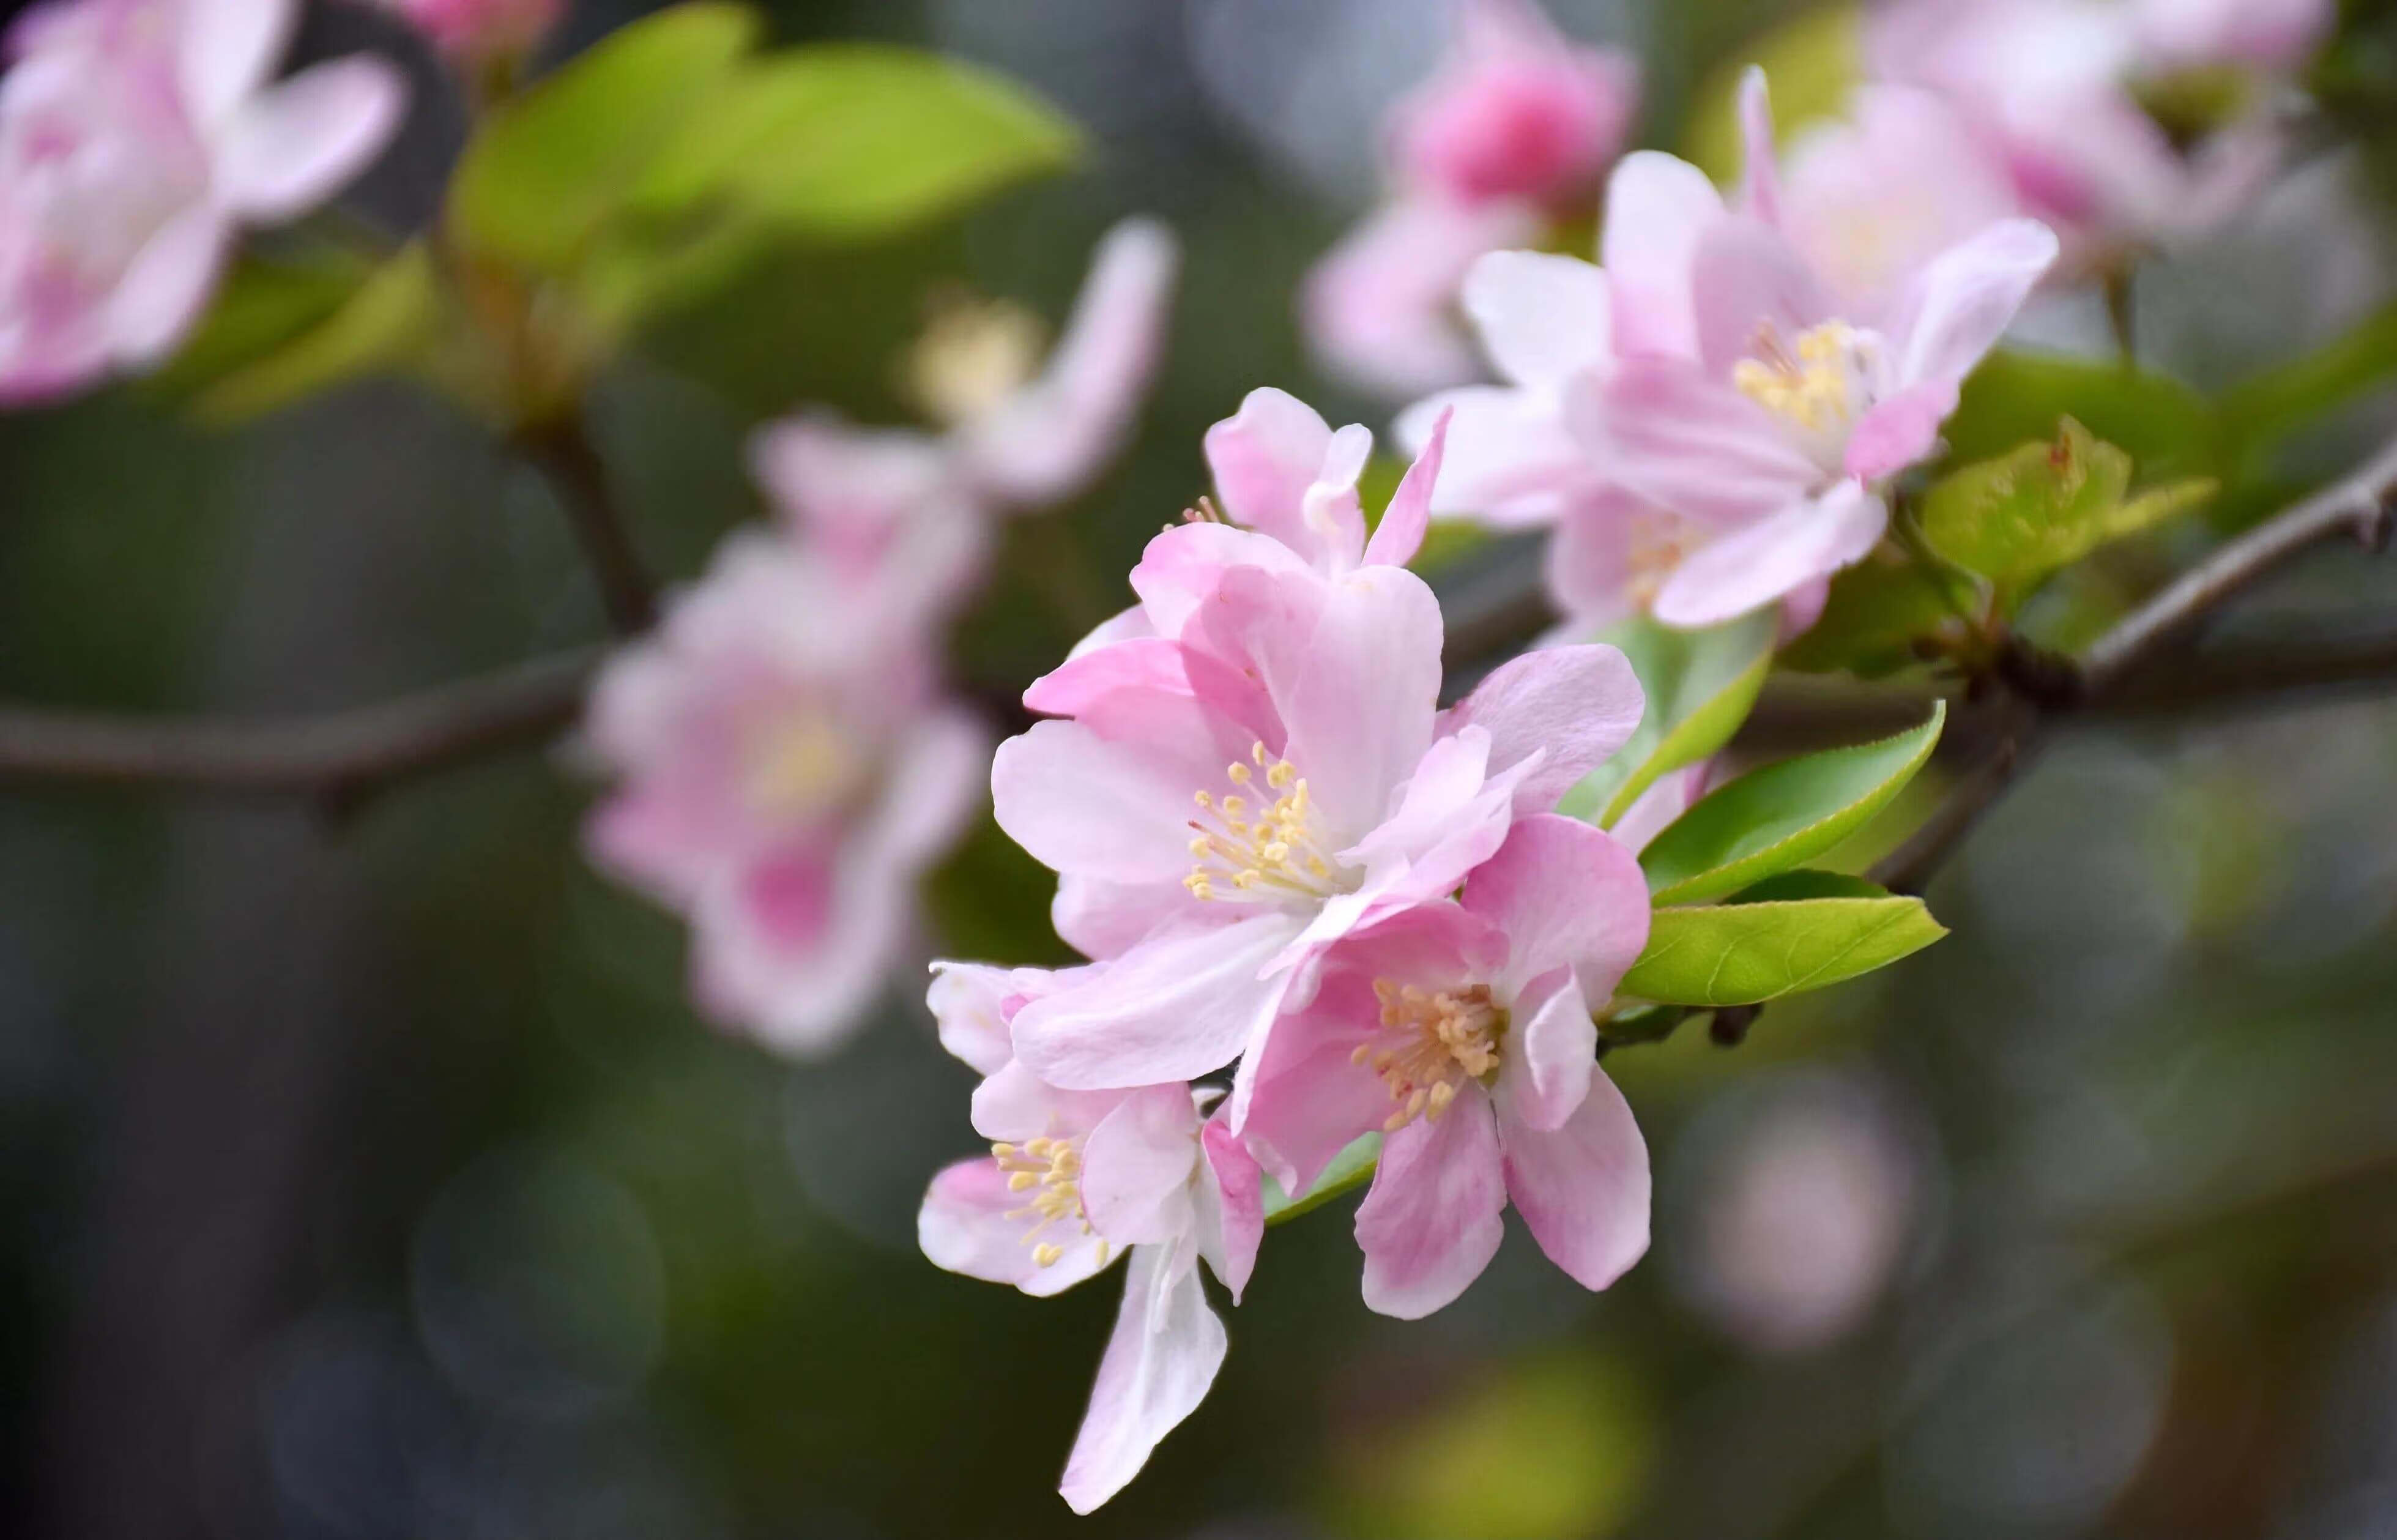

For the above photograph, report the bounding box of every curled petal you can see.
[1058,1242,1226,1514]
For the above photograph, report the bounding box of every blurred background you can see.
[6,1,2397,1537]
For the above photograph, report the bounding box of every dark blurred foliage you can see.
[3,2,2397,1538]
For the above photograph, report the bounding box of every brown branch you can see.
[516,415,658,634]
[0,649,598,808]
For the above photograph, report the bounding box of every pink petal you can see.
[1600,151,1725,359]
[1736,67,1782,226]
[1198,1118,1265,1301]
[1594,357,1823,523]
[1459,248,1613,392]
[1022,636,1194,716]
[991,693,1253,885]
[1392,385,1588,526]
[968,1058,1129,1145]
[1461,811,1652,1002]
[918,1156,1116,1296]
[1058,1242,1226,1514]
[1355,1089,1507,1319]
[1011,913,1304,1089]
[1303,196,1541,398]
[1298,422,1374,573]
[1129,519,1314,641]
[1544,487,1682,628]
[869,706,989,863]
[1607,759,1715,854]
[1498,966,1597,1133]
[688,843,909,1056]
[1361,406,1451,568]
[1651,479,1887,628]
[1080,1085,1206,1248]
[1203,387,1334,544]
[1689,217,1834,376]
[1498,1068,1650,1292]
[927,961,1025,1077]
[1277,567,1446,847]
[1892,217,2059,390]
[1445,643,1645,814]
[1050,876,1195,962]
[1844,380,1955,482]
[178,0,294,125]
[218,58,407,222]
[958,217,1180,507]
[103,205,229,368]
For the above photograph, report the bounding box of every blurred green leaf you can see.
[193,245,460,423]
[1777,552,1966,675]
[1619,895,1947,1006]
[1640,701,1945,904]
[1262,1133,1380,1225]
[449,2,762,272]
[630,45,1079,240]
[2217,296,2397,457]
[1559,612,1776,825]
[149,248,373,402]
[1942,349,2219,483]
[1730,869,1893,902]
[1922,418,2215,606]
[1682,4,1861,184]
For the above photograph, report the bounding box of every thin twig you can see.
[0,650,598,809]
[516,415,659,635]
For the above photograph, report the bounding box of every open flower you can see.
[1242,814,1652,1316]
[918,964,1261,1514]
[0,0,405,401]
[1303,0,1637,397]
[582,532,987,1054]
[1402,72,2056,630]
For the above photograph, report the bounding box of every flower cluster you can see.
[1303,0,1638,398]
[0,0,405,402]
[1399,70,2058,634]
[920,388,1659,1509]
[583,221,1179,1054]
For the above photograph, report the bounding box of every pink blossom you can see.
[748,218,1178,601]
[1301,0,1637,397]
[917,964,1261,1513]
[1242,814,1652,1317]
[374,0,562,61]
[993,458,1643,1122]
[1402,72,2056,629]
[582,532,987,1055]
[0,0,405,402]
[1868,0,2311,262]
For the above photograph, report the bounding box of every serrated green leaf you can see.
[1640,702,1945,904]
[630,44,1079,239]
[1922,418,2214,604]
[1941,349,2218,483]
[192,245,452,423]
[1263,1134,1380,1225]
[1618,896,1947,1006]
[1777,553,1965,676]
[449,3,761,272]
[1558,612,1776,825]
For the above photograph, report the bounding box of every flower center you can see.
[1731,321,1882,467]
[1353,980,1506,1133]
[743,710,865,824]
[1183,741,1348,905]
[901,291,1046,427]
[1626,509,1698,604]
[991,1134,1104,1268]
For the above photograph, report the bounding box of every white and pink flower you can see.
[1402,72,2056,630]
[1241,814,1652,1316]
[582,532,987,1055]
[918,962,1261,1514]
[1303,0,1637,398]
[0,0,405,401]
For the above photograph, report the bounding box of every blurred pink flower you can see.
[918,964,1260,1514]
[1868,0,2315,264]
[376,0,560,61]
[1242,815,1651,1317]
[582,531,987,1055]
[748,218,1180,600]
[1303,0,1637,398]
[0,0,405,401]
[1402,72,2056,630]
[994,513,1643,1125]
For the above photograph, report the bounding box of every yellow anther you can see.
[1032,1243,1064,1267]
[1227,762,1252,785]
[1251,742,1269,766]
[1266,762,1294,789]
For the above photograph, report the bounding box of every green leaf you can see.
[1639,702,1945,904]
[1730,869,1893,903]
[1681,6,1861,184]
[1776,554,1966,676]
[448,3,761,272]
[1263,1134,1380,1225]
[1922,418,2215,604]
[1941,349,2219,483]
[1618,896,1948,1006]
[1558,612,1776,825]
[192,245,456,423]
[148,248,373,401]
[629,44,1079,240]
